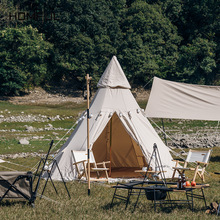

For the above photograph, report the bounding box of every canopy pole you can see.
[109,117,113,177]
[86,74,92,196]
[161,119,167,146]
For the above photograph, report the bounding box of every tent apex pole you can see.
[86,73,92,196]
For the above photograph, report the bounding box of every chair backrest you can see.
[72,150,96,164]
[186,149,211,163]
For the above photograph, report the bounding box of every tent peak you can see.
[97,56,131,89]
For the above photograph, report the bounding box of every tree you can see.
[0,25,53,95]
[177,38,217,84]
[118,1,181,86]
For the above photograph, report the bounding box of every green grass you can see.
[0,156,219,220]
[0,100,219,219]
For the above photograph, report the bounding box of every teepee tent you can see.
[50,56,174,181]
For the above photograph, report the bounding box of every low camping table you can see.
[146,184,210,212]
[0,171,35,206]
[111,181,175,210]
[111,181,209,212]
[132,185,194,212]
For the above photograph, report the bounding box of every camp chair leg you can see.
[103,162,109,180]
[171,169,176,181]
[192,166,199,182]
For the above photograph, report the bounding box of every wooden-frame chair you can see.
[71,150,110,182]
[172,149,211,182]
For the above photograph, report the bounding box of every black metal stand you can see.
[33,140,71,199]
[39,158,71,199]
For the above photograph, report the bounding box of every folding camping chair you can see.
[172,149,211,182]
[0,171,35,206]
[0,141,54,207]
[71,150,110,182]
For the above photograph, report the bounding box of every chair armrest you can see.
[172,159,184,164]
[196,161,208,165]
[73,160,86,165]
[96,161,110,165]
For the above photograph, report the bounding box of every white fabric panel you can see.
[97,56,131,89]
[145,77,220,121]
[90,88,139,114]
[186,150,211,163]
[128,111,175,177]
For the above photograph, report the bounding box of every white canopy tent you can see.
[145,77,220,120]
[50,57,174,181]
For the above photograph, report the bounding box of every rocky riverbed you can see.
[0,87,219,160]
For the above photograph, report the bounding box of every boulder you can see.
[18,138,29,145]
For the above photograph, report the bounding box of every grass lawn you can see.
[0,100,219,219]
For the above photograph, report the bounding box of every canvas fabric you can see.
[145,77,220,121]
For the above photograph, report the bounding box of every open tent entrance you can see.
[92,113,148,178]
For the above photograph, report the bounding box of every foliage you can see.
[118,1,181,86]
[0,26,53,95]
[162,0,219,84]
[177,38,217,84]
[0,0,219,95]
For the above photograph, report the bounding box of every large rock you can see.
[18,138,29,145]
[24,125,35,132]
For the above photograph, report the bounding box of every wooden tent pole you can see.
[109,117,112,177]
[86,74,92,196]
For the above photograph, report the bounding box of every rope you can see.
[148,118,186,160]
[50,120,78,153]
[36,193,63,205]
[148,118,211,174]
[30,120,79,171]
[6,160,34,170]
[0,164,18,171]
[0,160,36,172]
[143,77,154,89]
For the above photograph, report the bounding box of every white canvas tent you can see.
[50,57,174,181]
[145,77,220,120]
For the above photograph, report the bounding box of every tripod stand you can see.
[144,143,167,184]
[132,143,171,211]
[34,141,71,199]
